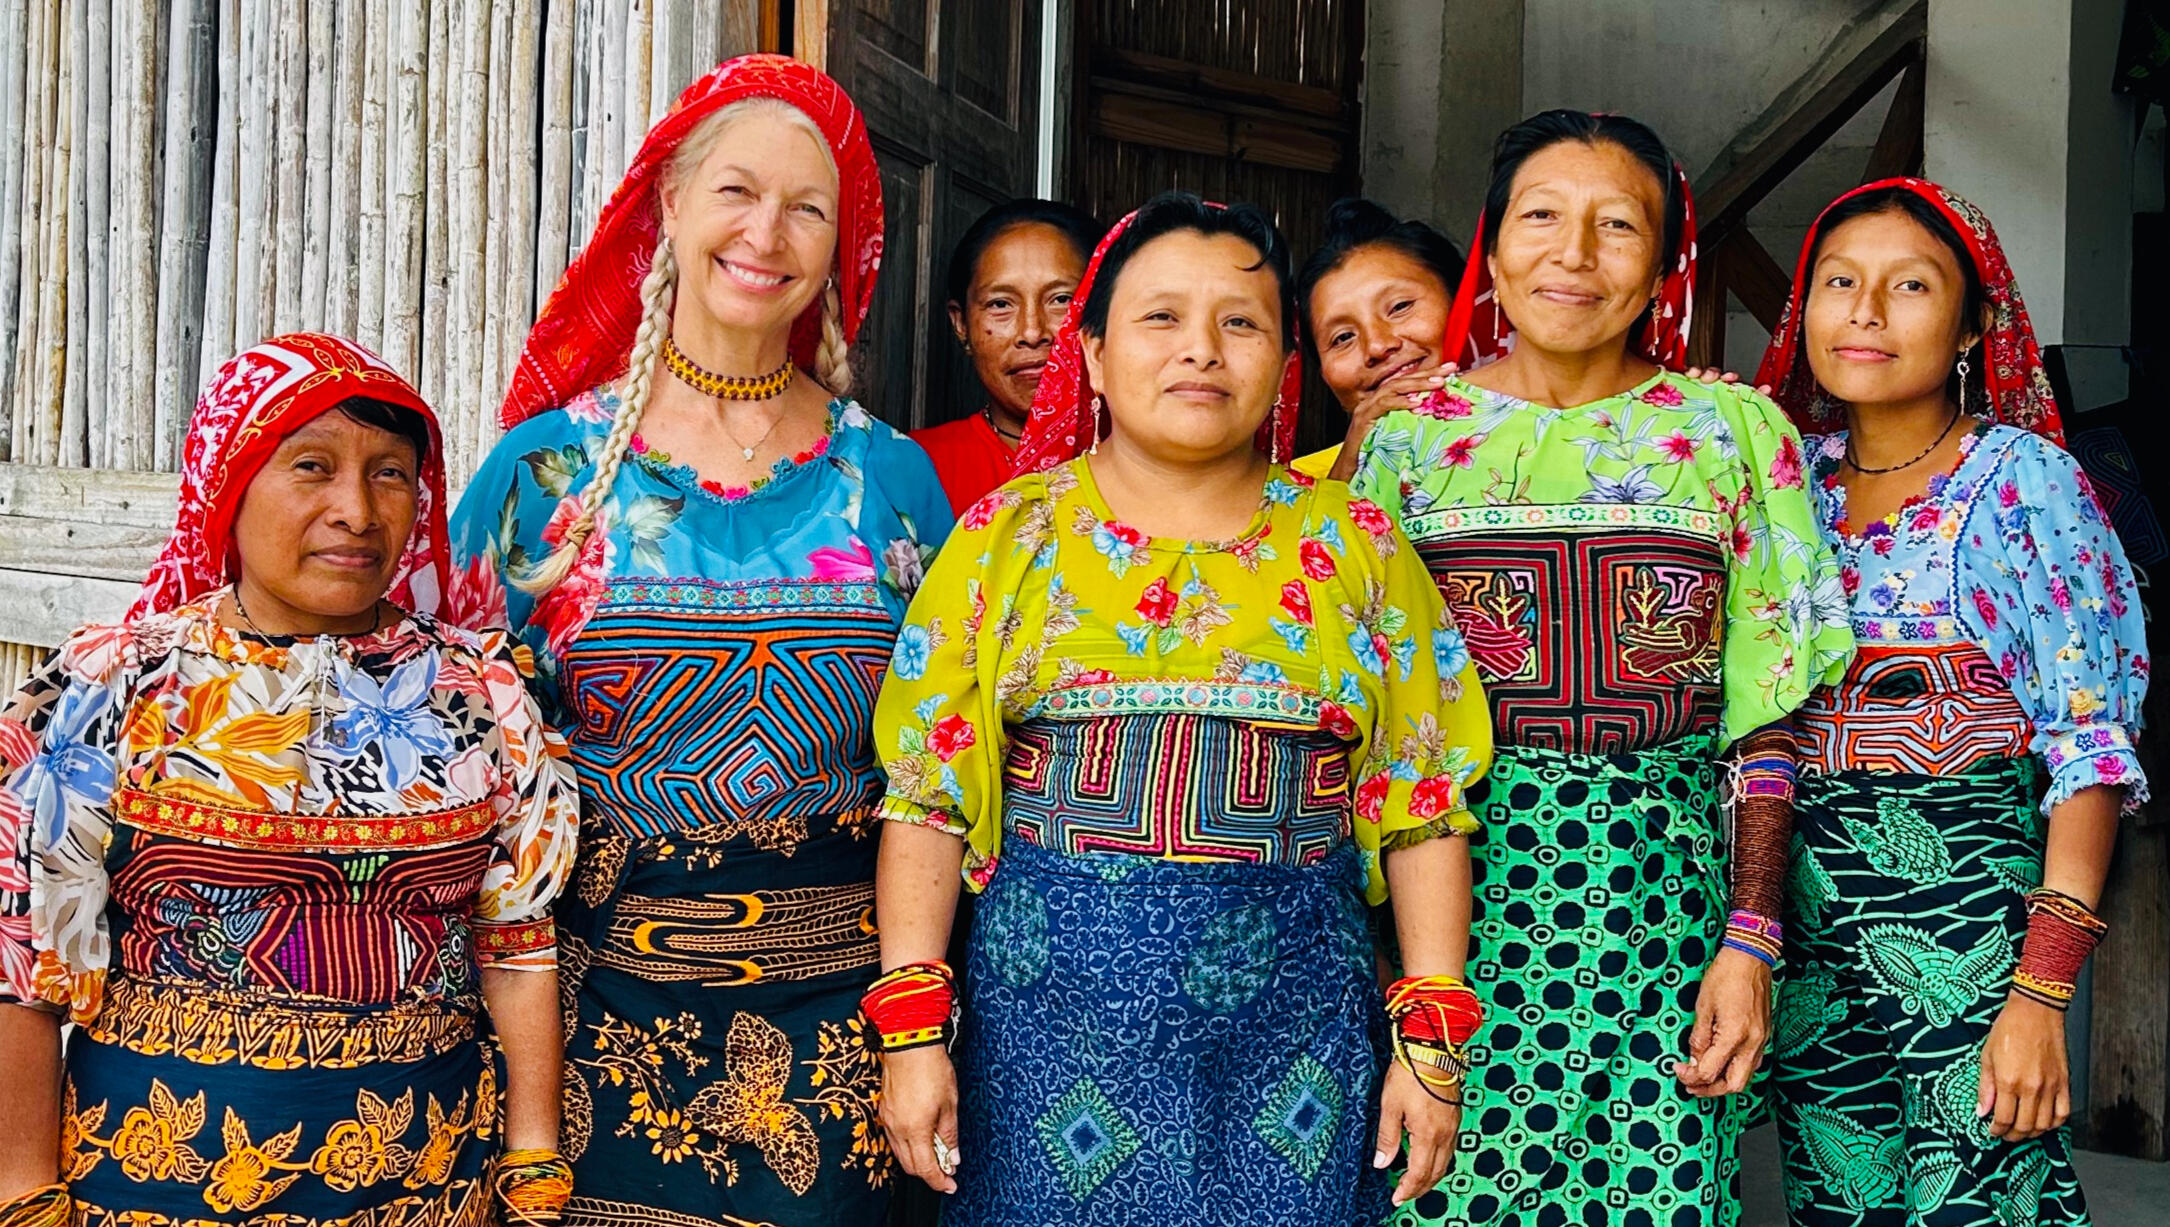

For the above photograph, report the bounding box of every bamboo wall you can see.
[0,0,769,484]
[0,0,772,693]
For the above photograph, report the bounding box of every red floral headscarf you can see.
[1753,176,2063,444]
[1439,150,1699,371]
[500,54,883,429]
[1013,204,1304,474]
[131,333,450,620]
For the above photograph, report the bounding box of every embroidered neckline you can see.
[629,407,840,505]
[1070,456,1289,555]
[1824,421,1987,542]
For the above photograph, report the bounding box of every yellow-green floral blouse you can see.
[872,458,1493,902]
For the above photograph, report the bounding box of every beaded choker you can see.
[662,335,796,401]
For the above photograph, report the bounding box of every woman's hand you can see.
[881,1046,962,1194]
[1327,362,1459,482]
[1375,1060,1461,1207]
[1674,947,1771,1098]
[1978,993,2071,1141]
[1681,366,1775,396]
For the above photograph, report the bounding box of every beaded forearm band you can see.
[1384,974,1484,1104]
[1725,723,1798,923]
[861,960,958,1052]
[1722,909,1785,968]
[2012,888,2109,1011]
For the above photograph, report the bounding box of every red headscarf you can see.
[1013,204,1304,474]
[1439,150,1699,372]
[1753,177,2063,444]
[500,54,883,429]
[131,333,450,620]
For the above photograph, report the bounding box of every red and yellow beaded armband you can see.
[1384,974,1484,1104]
[2013,888,2108,1011]
[861,960,958,1052]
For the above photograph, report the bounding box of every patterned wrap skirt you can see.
[63,978,497,1227]
[946,714,1392,1226]
[1390,735,1748,1227]
[1773,758,2091,1226]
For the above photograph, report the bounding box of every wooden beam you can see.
[1697,1,1925,245]
[1723,230,1793,334]
[2090,819,2170,1157]
[1088,46,1345,122]
[1861,56,1925,184]
[1088,91,1343,175]
[796,0,828,70]
[0,567,136,647]
[1687,257,1726,372]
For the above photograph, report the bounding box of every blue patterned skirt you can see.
[946,714,1390,1226]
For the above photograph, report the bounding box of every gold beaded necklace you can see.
[662,334,796,402]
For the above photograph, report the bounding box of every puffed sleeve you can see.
[1315,487,1492,904]
[0,623,138,1020]
[1346,408,1427,522]
[873,479,1045,891]
[862,420,957,609]
[1708,381,1854,742]
[468,632,580,970]
[1959,433,2150,812]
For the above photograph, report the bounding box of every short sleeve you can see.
[0,625,137,1020]
[468,633,581,970]
[1318,492,1493,902]
[872,482,1035,890]
[1710,383,1854,741]
[1960,435,2150,811]
[864,425,959,609]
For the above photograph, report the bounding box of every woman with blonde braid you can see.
[449,56,949,1226]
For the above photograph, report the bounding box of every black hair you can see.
[945,198,1104,309]
[1078,191,1295,349]
[1808,186,1991,343]
[337,397,433,465]
[1480,110,1685,270]
[1296,198,1465,359]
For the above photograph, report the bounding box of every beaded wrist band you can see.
[494,1149,574,1227]
[2013,889,2108,1011]
[862,960,958,1052]
[1385,975,1484,1104]
[0,1185,71,1227]
[1722,909,1784,968]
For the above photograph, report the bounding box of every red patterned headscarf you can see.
[1439,151,1699,372]
[1013,205,1304,474]
[131,333,450,620]
[500,54,882,428]
[1753,177,2063,444]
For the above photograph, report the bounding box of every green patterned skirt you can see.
[1773,759,2091,1226]
[1388,736,1749,1227]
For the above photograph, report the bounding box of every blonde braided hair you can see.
[515,236,676,595]
[813,279,852,396]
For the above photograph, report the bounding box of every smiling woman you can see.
[1347,111,1853,1227]
[869,192,1494,1225]
[0,333,580,1227]
[451,55,951,1227]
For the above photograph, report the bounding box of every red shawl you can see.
[500,54,883,429]
[1439,154,1699,372]
[131,334,450,620]
[1752,176,2063,444]
[1013,206,1304,474]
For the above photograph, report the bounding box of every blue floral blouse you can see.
[1808,422,2149,810]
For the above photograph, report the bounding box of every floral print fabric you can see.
[871,458,1493,903]
[1806,423,2149,811]
[1352,370,1853,745]
[0,600,579,1022]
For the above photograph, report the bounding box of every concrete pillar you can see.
[1362,0,1523,246]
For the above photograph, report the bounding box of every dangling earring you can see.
[1089,394,1104,456]
[1955,355,1971,412]
[1270,401,1283,463]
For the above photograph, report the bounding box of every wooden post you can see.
[96,0,127,463]
[274,0,310,334]
[451,0,490,475]
[0,0,27,455]
[323,0,364,339]
[497,0,541,464]
[7,0,51,459]
[625,0,651,169]
[356,0,387,348]
[386,0,428,382]
[422,0,450,409]
[196,0,239,388]
[480,0,511,465]
[81,0,108,466]
[60,0,85,467]
[301,0,334,326]
[535,0,575,304]
[155,0,218,470]
[29,0,67,463]
[233,0,269,353]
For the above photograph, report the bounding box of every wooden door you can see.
[824,0,1046,430]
